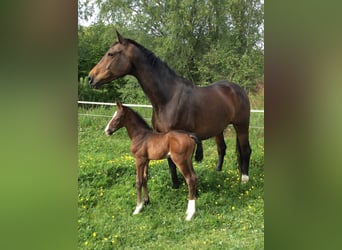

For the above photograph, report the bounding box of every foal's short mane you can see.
[115,38,193,86]
[125,106,152,131]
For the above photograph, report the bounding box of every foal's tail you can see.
[189,134,203,162]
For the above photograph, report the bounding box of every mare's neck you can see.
[131,59,186,108]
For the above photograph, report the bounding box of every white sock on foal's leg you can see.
[241,174,249,183]
[133,202,143,215]
[185,199,196,221]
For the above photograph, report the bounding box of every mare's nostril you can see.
[88,76,92,84]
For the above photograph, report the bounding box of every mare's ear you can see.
[116,30,124,44]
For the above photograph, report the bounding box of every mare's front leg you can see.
[214,133,227,171]
[167,158,180,189]
[133,158,148,215]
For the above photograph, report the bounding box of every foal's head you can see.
[104,102,125,136]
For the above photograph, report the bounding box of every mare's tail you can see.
[189,134,203,162]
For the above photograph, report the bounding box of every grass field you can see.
[78,98,264,249]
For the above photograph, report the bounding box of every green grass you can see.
[78,104,264,249]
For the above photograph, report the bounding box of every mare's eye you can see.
[107,52,114,57]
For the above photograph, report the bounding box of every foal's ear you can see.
[116,30,124,44]
[116,102,123,109]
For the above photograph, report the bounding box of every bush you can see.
[78,76,149,105]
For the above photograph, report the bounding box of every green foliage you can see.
[78,24,117,79]
[78,0,264,101]
[78,104,264,249]
[78,76,149,104]
[78,76,121,103]
[116,76,150,104]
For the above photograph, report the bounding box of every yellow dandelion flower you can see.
[92,232,96,237]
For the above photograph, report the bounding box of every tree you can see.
[78,0,264,94]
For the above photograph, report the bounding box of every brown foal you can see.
[104,102,199,220]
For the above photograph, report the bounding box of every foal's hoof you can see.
[185,211,195,221]
[216,166,222,171]
[186,200,196,221]
[133,203,143,215]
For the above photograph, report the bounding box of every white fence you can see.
[78,101,264,113]
[78,101,264,129]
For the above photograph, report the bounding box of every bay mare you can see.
[105,102,199,220]
[89,31,251,187]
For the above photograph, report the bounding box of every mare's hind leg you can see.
[167,158,180,189]
[214,133,227,171]
[233,124,252,183]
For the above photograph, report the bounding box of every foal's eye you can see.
[107,52,114,57]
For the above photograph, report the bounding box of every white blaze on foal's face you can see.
[105,111,118,135]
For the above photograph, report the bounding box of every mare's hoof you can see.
[241,174,249,183]
[216,166,222,171]
[171,182,180,189]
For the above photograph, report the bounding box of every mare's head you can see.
[104,102,126,136]
[88,31,135,89]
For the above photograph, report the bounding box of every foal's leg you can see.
[133,159,148,215]
[142,161,150,205]
[233,124,252,183]
[167,158,180,189]
[173,157,198,221]
[214,133,227,171]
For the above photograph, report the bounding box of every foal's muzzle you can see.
[105,130,113,136]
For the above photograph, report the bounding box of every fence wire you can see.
[78,101,264,129]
